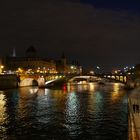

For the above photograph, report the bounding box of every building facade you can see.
[4,46,82,75]
[5,46,56,74]
[56,53,82,75]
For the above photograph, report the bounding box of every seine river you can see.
[0,82,128,140]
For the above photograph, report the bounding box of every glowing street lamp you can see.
[96,66,100,69]
[1,65,4,69]
[0,65,4,74]
[18,68,23,73]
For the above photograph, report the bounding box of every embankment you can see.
[0,74,18,89]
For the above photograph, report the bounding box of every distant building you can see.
[5,46,56,74]
[3,46,81,75]
[135,64,140,78]
[56,52,82,75]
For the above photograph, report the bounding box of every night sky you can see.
[1,0,140,71]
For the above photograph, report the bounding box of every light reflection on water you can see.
[0,92,6,123]
[0,83,128,139]
[0,91,7,135]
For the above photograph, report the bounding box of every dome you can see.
[26,46,36,53]
[26,46,37,57]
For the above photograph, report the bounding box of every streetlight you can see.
[0,65,4,74]
[96,66,100,74]
[97,66,100,69]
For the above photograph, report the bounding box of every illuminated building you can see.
[56,52,82,75]
[5,46,56,74]
[3,46,81,75]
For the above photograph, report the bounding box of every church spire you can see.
[12,47,16,57]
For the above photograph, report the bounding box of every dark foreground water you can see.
[0,83,128,140]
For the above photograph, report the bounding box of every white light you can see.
[90,71,94,74]
[97,66,100,69]
[71,66,74,69]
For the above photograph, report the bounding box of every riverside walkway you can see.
[128,88,140,140]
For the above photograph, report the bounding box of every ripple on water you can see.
[0,84,128,139]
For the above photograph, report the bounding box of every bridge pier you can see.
[37,77,45,88]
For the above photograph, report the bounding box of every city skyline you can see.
[0,2,140,139]
[0,0,140,71]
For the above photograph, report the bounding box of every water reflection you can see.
[0,83,128,139]
[29,88,38,94]
[111,83,124,101]
[0,92,6,124]
[67,83,97,93]
[0,91,7,135]
[66,92,79,123]
[111,83,120,101]
[89,83,95,91]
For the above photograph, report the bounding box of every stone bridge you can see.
[19,75,45,87]
[102,74,127,83]
[69,76,97,83]
[19,74,60,88]
[18,73,127,88]
[69,74,127,84]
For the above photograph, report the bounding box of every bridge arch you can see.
[19,77,46,87]
[69,76,97,83]
[19,78,38,87]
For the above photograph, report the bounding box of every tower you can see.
[12,47,16,57]
[61,52,66,66]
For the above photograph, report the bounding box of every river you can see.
[0,82,128,140]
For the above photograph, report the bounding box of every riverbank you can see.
[0,74,18,89]
[128,87,140,140]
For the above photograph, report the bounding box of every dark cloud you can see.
[81,0,140,12]
[0,1,140,71]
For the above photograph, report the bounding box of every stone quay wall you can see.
[0,74,18,89]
